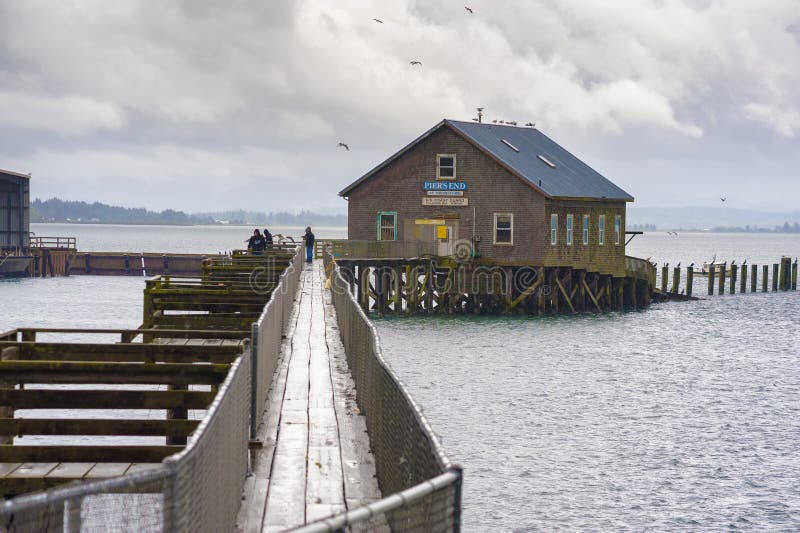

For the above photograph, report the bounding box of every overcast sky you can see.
[1,0,798,214]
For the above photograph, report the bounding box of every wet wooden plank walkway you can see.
[238,261,381,532]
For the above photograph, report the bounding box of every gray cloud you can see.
[0,0,798,212]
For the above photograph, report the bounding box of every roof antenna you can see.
[476,107,484,123]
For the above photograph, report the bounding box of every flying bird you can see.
[373,18,383,23]
[410,60,422,66]
[465,6,474,14]
[720,197,726,202]
[337,142,350,151]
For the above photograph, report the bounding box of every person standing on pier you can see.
[304,226,315,263]
[263,228,273,249]
[247,229,266,255]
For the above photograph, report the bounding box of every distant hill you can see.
[628,206,800,232]
[31,198,347,226]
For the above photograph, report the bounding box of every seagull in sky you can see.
[373,18,383,23]
[337,142,349,151]
[465,6,474,14]
[410,60,422,66]
[720,197,727,202]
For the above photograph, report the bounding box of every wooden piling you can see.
[793,259,798,291]
[762,265,768,292]
[740,264,747,293]
[730,263,737,294]
[718,263,727,295]
[686,266,693,297]
[772,264,779,292]
[708,264,715,296]
[751,264,757,293]
[661,265,668,293]
[671,267,680,294]
[779,259,787,291]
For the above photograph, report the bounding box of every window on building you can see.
[566,214,573,246]
[583,215,589,245]
[377,212,397,241]
[615,215,622,245]
[550,214,558,245]
[598,214,605,246]
[494,213,513,245]
[437,154,456,179]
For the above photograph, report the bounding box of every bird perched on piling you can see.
[337,142,349,151]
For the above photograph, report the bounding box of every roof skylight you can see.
[501,139,519,152]
[537,154,556,168]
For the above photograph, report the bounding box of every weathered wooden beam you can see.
[0,445,183,463]
[3,342,241,364]
[0,361,229,385]
[0,389,215,410]
[582,279,602,312]
[740,264,747,293]
[554,277,576,314]
[0,418,199,437]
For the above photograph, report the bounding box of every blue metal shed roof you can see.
[446,120,633,201]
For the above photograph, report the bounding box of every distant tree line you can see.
[711,222,800,233]
[30,198,347,226]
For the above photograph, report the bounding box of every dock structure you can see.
[0,246,463,532]
[239,261,381,531]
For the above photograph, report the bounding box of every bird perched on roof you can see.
[465,6,473,14]
[492,119,498,123]
[410,60,422,66]
[337,142,349,151]
[471,118,479,122]
[498,120,505,124]
[525,122,536,127]
[373,18,383,23]
[507,121,517,126]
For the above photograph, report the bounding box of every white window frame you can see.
[598,214,605,246]
[493,213,514,245]
[566,214,573,246]
[582,214,589,245]
[436,154,456,180]
[377,211,397,241]
[615,215,622,245]
[550,214,558,245]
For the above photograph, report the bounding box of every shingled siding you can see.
[543,200,627,276]
[346,126,547,264]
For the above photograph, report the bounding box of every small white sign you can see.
[427,190,464,197]
[422,197,469,206]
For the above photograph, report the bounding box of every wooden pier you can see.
[332,255,655,316]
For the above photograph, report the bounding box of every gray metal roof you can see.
[446,120,633,201]
[339,120,633,201]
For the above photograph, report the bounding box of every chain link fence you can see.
[300,253,462,532]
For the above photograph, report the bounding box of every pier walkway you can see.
[238,261,381,532]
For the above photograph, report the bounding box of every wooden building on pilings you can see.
[335,119,655,315]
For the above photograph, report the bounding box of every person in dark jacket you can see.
[247,229,266,255]
[263,228,273,249]
[304,226,315,263]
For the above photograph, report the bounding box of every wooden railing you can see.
[29,236,77,250]
[315,239,438,259]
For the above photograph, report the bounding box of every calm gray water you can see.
[2,227,798,530]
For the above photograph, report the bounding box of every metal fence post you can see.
[250,323,259,441]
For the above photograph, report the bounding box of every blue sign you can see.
[423,181,468,191]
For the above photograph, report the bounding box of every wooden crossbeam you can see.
[509,274,543,310]
[554,277,576,314]
[0,361,229,385]
[0,389,215,410]
[0,445,182,463]
[582,279,602,312]
[0,418,199,437]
